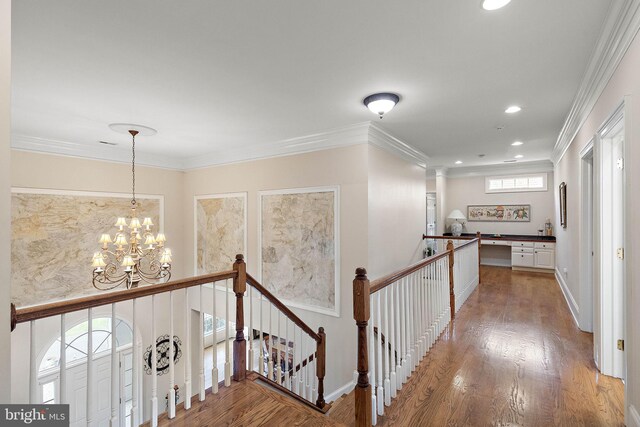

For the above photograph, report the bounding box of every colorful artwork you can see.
[467,204,531,222]
[260,187,339,316]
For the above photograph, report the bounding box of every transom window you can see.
[39,317,133,374]
[485,173,547,193]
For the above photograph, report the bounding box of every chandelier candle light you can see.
[92,125,172,290]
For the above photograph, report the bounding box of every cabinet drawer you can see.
[512,247,533,254]
[483,239,511,247]
[512,241,534,248]
[512,252,534,267]
[534,242,555,250]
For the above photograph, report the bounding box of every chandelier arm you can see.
[92,270,130,291]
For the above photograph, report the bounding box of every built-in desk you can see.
[447,233,556,272]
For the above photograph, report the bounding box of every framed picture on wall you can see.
[559,182,567,228]
[467,204,531,222]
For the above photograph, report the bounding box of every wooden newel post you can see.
[353,268,372,427]
[233,254,247,381]
[315,327,326,409]
[447,240,455,320]
[476,231,482,285]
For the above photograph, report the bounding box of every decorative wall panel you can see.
[11,189,161,307]
[259,187,339,316]
[195,193,246,274]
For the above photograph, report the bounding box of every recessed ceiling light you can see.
[514,154,524,159]
[505,105,521,114]
[511,141,524,146]
[482,0,511,11]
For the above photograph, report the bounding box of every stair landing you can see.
[150,376,346,427]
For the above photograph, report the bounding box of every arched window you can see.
[39,317,133,375]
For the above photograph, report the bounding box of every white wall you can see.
[554,27,640,423]
[182,145,369,396]
[0,0,11,404]
[445,173,555,236]
[367,145,426,278]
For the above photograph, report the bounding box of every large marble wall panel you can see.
[260,188,338,316]
[12,190,161,307]
[195,193,246,275]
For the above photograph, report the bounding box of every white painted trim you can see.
[193,193,248,294]
[553,0,640,164]
[432,160,553,179]
[629,405,640,427]
[367,123,428,168]
[326,380,355,403]
[455,274,479,312]
[258,186,341,317]
[579,138,594,333]
[480,260,511,268]
[555,267,579,327]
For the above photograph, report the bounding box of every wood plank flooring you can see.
[329,266,624,426]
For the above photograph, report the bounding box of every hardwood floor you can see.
[329,266,624,426]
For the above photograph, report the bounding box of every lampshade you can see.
[144,235,157,246]
[129,217,141,230]
[99,234,112,244]
[115,217,127,228]
[92,252,106,268]
[160,248,172,264]
[142,217,154,228]
[114,234,128,247]
[447,209,467,221]
[121,255,135,267]
[155,233,166,244]
[363,93,400,118]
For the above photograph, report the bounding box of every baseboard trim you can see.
[512,266,554,274]
[555,267,579,327]
[326,380,355,403]
[630,405,640,427]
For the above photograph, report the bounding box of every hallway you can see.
[329,266,624,426]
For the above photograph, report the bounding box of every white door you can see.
[611,132,625,380]
[66,355,112,427]
[120,350,133,427]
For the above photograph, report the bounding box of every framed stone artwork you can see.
[467,204,531,222]
[11,188,162,307]
[259,186,340,317]
[194,193,247,277]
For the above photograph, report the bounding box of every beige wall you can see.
[183,145,369,395]
[445,173,555,236]
[367,145,426,278]
[555,29,640,421]
[0,0,11,403]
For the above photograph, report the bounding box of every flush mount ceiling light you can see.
[363,93,400,119]
[514,154,524,159]
[505,105,521,114]
[511,141,524,146]
[455,160,463,165]
[482,0,511,11]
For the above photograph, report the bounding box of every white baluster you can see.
[383,288,391,406]
[277,311,282,385]
[305,337,311,401]
[389,283,398,397]
[421,267,427,357]
[268,303,274,382]
[399,278,406,385]
[199,286,205,401]
[285,318,291,390]
[369,300,377,426]
[131,299,139,426]
[60,314,66,404]
[29,321,36,404]
[376,292,384,415]
[225,279,231,386]
[405,277,412,377]
[87,308,94,427]
[168,291,176,419]
[212,281,219,394]
[259,292,264,377]
[394,282,402,391]
[298,327,305,398]
[292,325,298,395]
[248,287,254,373]
[151,296,158,427]
[110,303,119,426]
[410,273,416,372]
[413,272,420,368]
[184,288,192,410]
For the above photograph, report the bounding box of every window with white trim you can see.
[485,173,547,193]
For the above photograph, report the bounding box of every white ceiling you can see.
[11,0,612,169]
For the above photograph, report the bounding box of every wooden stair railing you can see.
[10,254,327,426]
[352,237,481,427]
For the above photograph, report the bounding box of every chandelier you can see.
[91,125,172,290]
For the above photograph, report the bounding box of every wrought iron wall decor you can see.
[143,334,182,375]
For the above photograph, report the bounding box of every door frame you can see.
[579,139,594,333]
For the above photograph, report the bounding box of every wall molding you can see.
[630,405,640,427]
[13,121,429,171]
[429,160,553,179]
[325,379,355,403]
[552,0,640,164]
[555,267,579,327]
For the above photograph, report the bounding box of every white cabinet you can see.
[534,249,555,269]
[509,241,555,270]
[512,252,534,267]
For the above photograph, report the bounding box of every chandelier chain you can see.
[131,133,136,206]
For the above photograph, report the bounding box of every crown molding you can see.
[552,0,640,164]
[12,121,429,171]
[367,123,429,168]
[11,134,184,170]
[428,160,554,179]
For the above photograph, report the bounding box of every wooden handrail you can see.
[422,234,475,240]
[369,251,450,294]
[12,269,237,327]
[246,273,320,342]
